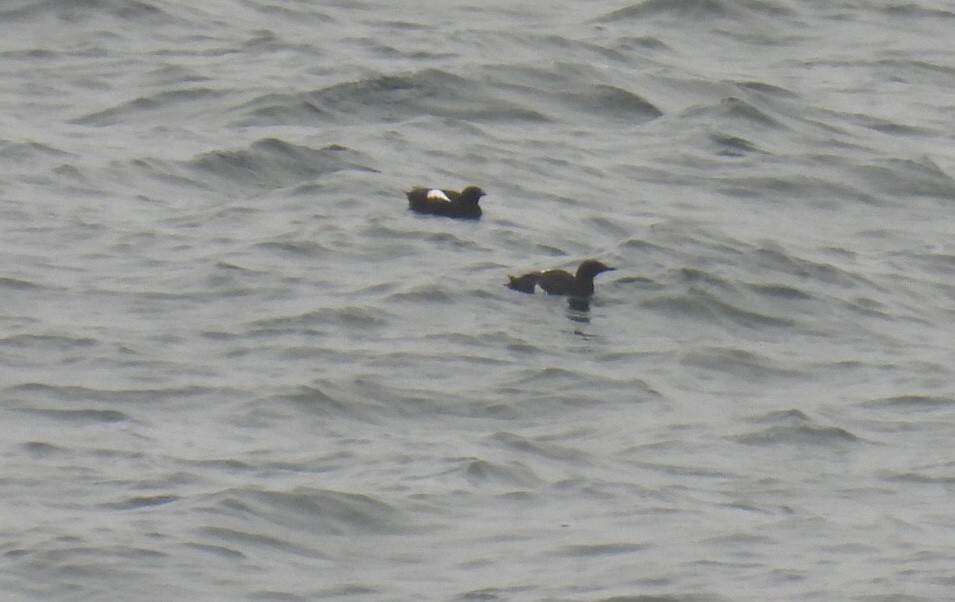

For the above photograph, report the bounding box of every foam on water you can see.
[3,0,955,600]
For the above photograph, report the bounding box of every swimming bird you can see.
[406,185,486,220]
[507,260,616,297]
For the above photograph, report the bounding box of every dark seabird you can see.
[406,186,486,220]
[507,260,616,297]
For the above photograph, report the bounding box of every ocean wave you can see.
[641,266,803,329]
[258,384,381,421]
[100,494,180,511]
[70,88,223,127]
[682,96,786,130]
[0,140,73,162]
[7,382,220,404]
[597,0,733,22]
[304,69,550,124]
[569,84,662,123]
[0,276,54,291]
[183,138,378,190]
[859,394,954,412]
[737,410,861,446]
[195,487,408,537]
[852,157,955,200]
[681,346,800,380]
[462,458,543,488]
[0,0,172,23]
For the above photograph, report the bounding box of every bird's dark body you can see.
[406,186,485,220]
[507,260,615,297]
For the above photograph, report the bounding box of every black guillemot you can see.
[406,186,486,220]
[507,260,616,297]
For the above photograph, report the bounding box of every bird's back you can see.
[507,273,539,294]
[406,187,480,219]
[536,269,578,295]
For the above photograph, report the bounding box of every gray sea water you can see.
[3,1,955,600]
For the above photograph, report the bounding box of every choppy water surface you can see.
[3,1,955,600]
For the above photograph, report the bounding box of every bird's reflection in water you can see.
[566,296,591,323]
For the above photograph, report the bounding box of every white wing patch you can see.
[427,189,451,202]
[534,281,546,295]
